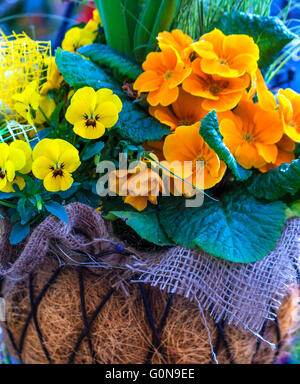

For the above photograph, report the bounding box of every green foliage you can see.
[81,141,105,161]
[158,187,286,263]
[44,201,68,223]
[94,0,132,56]
[215,12,297,69]
[9,223,31,245]
[78,44,142,81]
[55,49,170,144]
[111,209,173,246]
[200,111,252,181]
[247,159,300,201]
[286,200,300,219]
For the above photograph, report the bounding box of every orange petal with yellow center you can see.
[255,143,278,164]
[219,118,244,153]
[147,83,179,106]
[235,142,260,169]
[202,91,243,112]
[133,71,162,93]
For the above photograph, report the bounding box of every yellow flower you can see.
[41,58,64,95]
[32,139,81,192]
[65,87,122,140]
[10,140,32,174]
[85,9,102,32]
[0,142,28,192]
[192,29,259,78]
[12,81,39,124]
[62,27,96,53]
[35,95,56,125]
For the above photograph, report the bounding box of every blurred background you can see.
[0,0,299,364]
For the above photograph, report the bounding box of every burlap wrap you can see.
[0,202,299,338]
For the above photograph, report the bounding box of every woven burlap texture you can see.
[0,202,299,335]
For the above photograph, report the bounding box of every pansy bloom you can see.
[182,59,250,112]
[192,28,259,78]
[149,88,207,131]
[41,58,64,95]
[133,46,192,106]
[219,100,284,169]
[62,27,96,53]
[277,88,300,143]
[0,142,29,192]
[163,123,227,194]
[66,87,122,140]
[32,139,81,192]
[12,81,39,124]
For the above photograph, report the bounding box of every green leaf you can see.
[286,200,300,219]
[44,201,68,223]
[158,187,286,263]
[78,44,142,81]
[82,141,105,161]
[248,159,300,201]
[111,209,173,246]
[118,99,170,143]
[200,111,252,181]
[215,12,297,69]
[55,48,115,90]
[10,223,30,245]
[94,0,132,56]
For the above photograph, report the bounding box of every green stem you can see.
[0,201,17,208]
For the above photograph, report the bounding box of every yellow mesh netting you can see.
[0,30,51,123]
[0,120,37,143]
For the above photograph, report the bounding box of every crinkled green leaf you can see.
[78,44,142,81]
[82,141,105,161]
[158,187,286,263]
[55,49,169,144]
[44,201,68,223]
[111,209,173,247]
[248,159,300,201]
[9,223,30,245]
[200,111,252,181]
[215,12,297,69]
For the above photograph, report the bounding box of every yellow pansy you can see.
[62,27,96,53]
[65,87,122,140]
[35,95,56,125]
[1,176,26,193]
[9,140,32,174]
[0,142,27,192]
[12,81,39,124]
[85,9,102,32]
[32,139,81,192]
[41,57,64,95]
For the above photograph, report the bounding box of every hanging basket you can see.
[0,203,299,364]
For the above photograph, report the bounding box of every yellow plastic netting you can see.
[0,30,51,123]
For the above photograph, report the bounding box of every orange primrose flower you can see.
[277,88,300,143]
[259,135,295,173]
[248,69,278,111]
[219,100,284,170]
[109,162,165,212]
[157,29,194,64]
[182,58,250,112]
[149,88,207,131]
[162,123,227,195]
[191,28,259,78]
[142,140,165,161]
[133,46,192,106]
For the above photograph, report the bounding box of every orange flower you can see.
[149,88,207,131]
[219,100,283,169]
[248,69,278,111]
[157,29,194,64]
[259,135,295,173]
[192,29,259,78]
[109,162,165,211]
[133,46,192,106]
[163,123,227,194]
[182,58,250,112]
[277,88,300,143]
